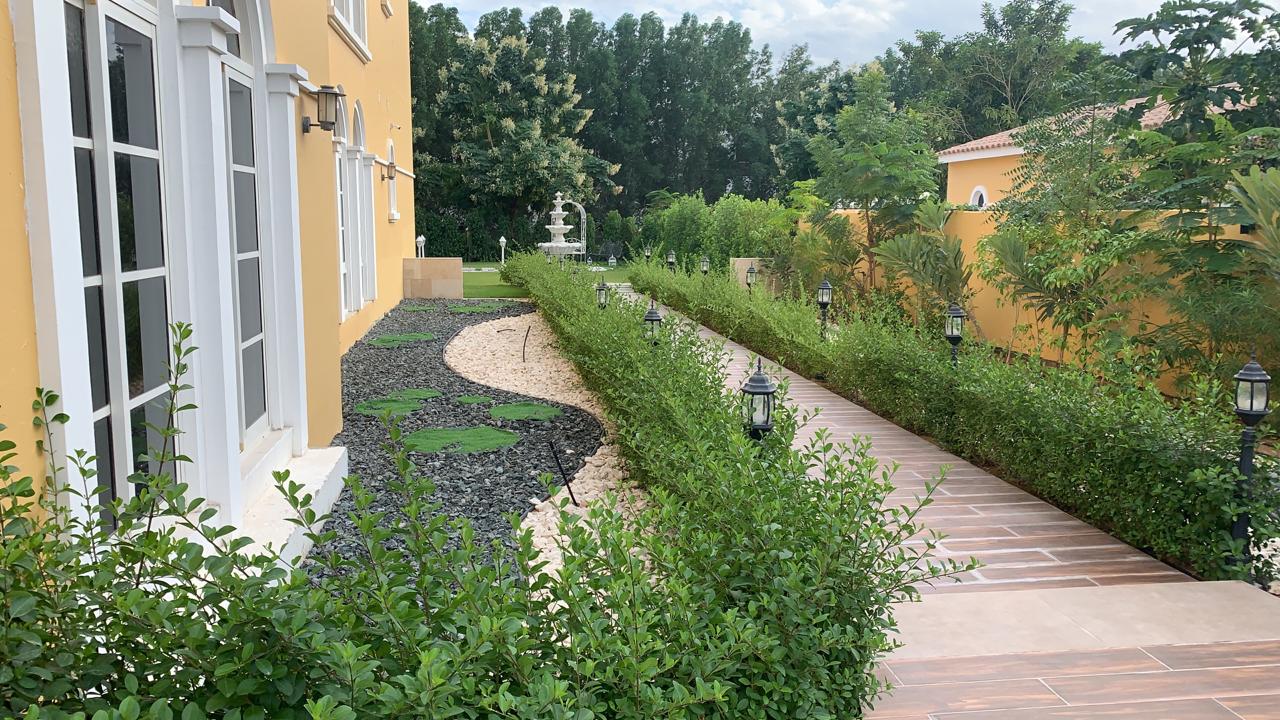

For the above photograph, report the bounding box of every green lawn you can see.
[463,262,632,298]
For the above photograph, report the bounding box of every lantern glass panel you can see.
[1238,379,1269,413]
[818,286,832,305]
[946,314,962,338]
[751,393,770,426]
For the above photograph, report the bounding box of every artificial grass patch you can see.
[448,301,510,314]
[489,402,563,421]
[457,395,494,405]
[354,388,442,417]
[368,332,437,348]
[404,426,520,454]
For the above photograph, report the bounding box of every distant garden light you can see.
[597,280,609,309]
[740,357,778,440]
[608,254,617,268]
[746,263,757,291]
[700,255,710,275]
[415,235,425,258]
[1230,355,1271,572]
[498,236,507,265]
[667,250,677,272]
[643,300,663,344]
[817,278,833,340]
[945,302,966,368]
[644,246,653,261]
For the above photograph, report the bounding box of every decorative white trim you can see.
[328,7,372,64]
[937,145,1024,165]
[969,185,990,209]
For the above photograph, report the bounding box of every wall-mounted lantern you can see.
[746,264,757,292]
[302,85,345,134]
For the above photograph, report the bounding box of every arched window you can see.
[970,186,988,209]
[351,103,377,303]
[332,90,354,316]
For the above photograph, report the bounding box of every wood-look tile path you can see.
[617,287,1280,719]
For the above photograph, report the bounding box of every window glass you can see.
[115,154,164,272]
[233,172,258,253]
[93,417,116,519]
[129,400,172,479]
[241,341,266,428]
[75,149,101,276]
[106,19,157,150]
[65,5,91,139]
[237,257,262,340]
[228,80,254,167]
[84,286,109,411]
[123,276,169,399]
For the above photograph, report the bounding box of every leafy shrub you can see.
[3,274,959,718]
[630,263,1280,582]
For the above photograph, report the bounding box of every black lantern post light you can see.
[666,250,677,273]
[597,280,609,309]
[817,278,833,340]
[745,264,757,292]
[741,358,778,440]
[945,302,966,368]
[700,255,710,276]
[644,246,653,262]
[1230,355,1271,568]
[643,301,663,345]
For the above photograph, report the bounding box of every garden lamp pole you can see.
[700,256,710,276]
[596,280,609,310]
[1231,355,1271,571]
[643,300,663,345]
[945,302,966,369]
[498,236,507,265]
[817,278,833,340]
[667,250,677,273]
[746,263,756,293]
[415,235,425,259]
[741,357,778,440]
[644,246,653,262]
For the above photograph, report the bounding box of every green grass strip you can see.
[489,402,563,421]
[368,332,437,348]
[404,426,520,454]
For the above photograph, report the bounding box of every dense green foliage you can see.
[630,264,1280,582]
[3,295,959,717]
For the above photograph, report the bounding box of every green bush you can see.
[3,287,960,718]
[630,263,1280,581]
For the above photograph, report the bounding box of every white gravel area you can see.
[445,310,641,574]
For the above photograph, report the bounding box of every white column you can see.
[264,64,311,456]
[361,152,378,301]
[10,0,96,517]
[176,7,244,523]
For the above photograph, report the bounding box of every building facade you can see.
[1,0,415,546]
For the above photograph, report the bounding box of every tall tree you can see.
[807,67,939,291]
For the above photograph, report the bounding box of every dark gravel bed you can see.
[309,299,604,574]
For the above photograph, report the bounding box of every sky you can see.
[415,0,1170,66]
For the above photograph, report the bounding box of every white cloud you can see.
[418,0,1169,65]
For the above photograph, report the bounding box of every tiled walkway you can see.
[620,288,1280,719]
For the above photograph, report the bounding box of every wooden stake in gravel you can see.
[522,325,531,363]
[548,439,581,507]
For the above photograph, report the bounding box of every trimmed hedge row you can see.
[629,262,1280,582]
[3,260,959,719]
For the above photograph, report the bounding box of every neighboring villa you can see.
[1,0,415,553]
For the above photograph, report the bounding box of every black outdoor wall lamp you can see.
[746,263,757,292]
[302,85,345,134]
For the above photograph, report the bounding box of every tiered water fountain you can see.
[538,192,585,260]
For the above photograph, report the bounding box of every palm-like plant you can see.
[873,199,973,319]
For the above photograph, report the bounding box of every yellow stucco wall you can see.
[271,0,416,447]
[944,154,1021,206]
[0,0,45,490]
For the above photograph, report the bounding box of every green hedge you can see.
[630,263,1280,582]
[3,265,959,718]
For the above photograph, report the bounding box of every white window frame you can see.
[328,0,371,63]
